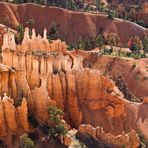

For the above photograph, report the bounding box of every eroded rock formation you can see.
[78,124,140,148]
[0,29,147,145]
[0,94,29,136]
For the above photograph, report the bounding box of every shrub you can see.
[19,134,35,148]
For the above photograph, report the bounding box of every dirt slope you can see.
[0,2,147,45]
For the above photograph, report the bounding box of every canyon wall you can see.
[0,2,147,44]
[0,29,147,142]
[79,50,148,98]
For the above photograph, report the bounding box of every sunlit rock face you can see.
[0,28,147,142]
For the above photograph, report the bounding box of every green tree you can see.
[107,9,117,19]
[131,43,139,51]
[95,0,101,10]
[83,37,92,51]
[137,20,146,28]
[107,33,119,46]
[67,0,77,10]
[95,34,104,48]
[20,134,35,148]
[143,35,148,52]
[129,36,143,52]
[106,0,113,19]
[48,21,58,40]
[26,19,35,29]
[76,37,85,49]
[15,24,24,44]
[47,106,68,139]
[138,132,148,147]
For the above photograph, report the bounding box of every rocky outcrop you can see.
[0,94,29,137]
[0,24,17,49]
[78,124,140,148]
[2,27,67,53]
[143,97,148,104]
[17,98,29,131]
[28,75,56,121]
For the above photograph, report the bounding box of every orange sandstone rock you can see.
[0,28,147,140]
[0,94,30,136]
[17,98,29,131]
[143,97,148,104]
[0,98,7,136]
[2,95,18,132]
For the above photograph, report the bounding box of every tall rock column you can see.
[52,74,64,110]
[0,98,7,136]
[17,98,29,131]
[29,75,52,121]
[66,73,82,128]
[2,95,18,132]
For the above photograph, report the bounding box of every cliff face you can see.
[0,28,148,142]
[0,2,147,45]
